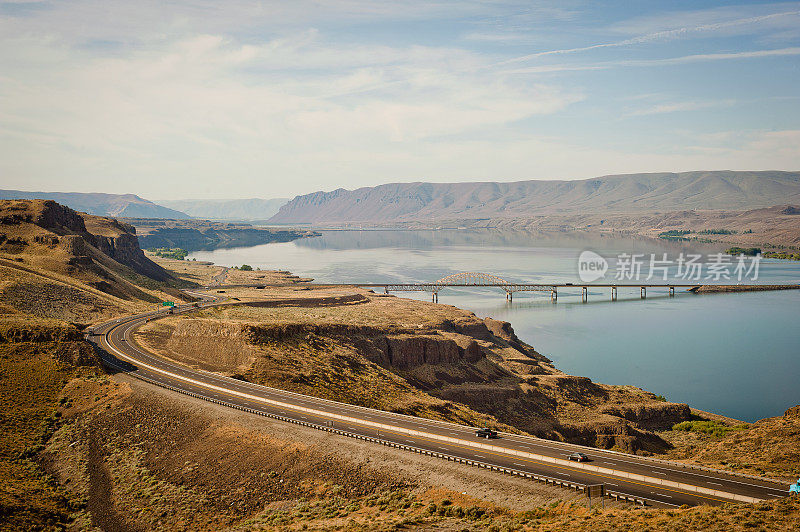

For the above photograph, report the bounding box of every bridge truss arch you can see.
[434,272,511,292]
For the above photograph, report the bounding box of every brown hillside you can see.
[0,199,193,321]
[135,282,693,454]
[269,171,800,224]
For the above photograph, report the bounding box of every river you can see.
[187,229,800,423]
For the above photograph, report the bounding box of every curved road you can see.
[87,290,789,509]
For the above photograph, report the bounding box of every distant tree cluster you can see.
[697,229,737,235]
[764,251,800,260]
[725,247,761,256]
[146,247,189,260]
[239,264,253,271]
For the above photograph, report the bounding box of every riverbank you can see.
[150,259,800,482]
[123,217,319,251]
[690,284,800,293]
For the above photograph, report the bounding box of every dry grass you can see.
[0,334,97,531]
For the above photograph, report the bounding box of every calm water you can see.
[188,230,800,422]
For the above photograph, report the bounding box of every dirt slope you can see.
[0,199,194,321]
[136,284,692,454]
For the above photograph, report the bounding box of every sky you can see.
[1,1,799,200]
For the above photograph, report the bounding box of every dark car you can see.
[475,428,498,439]
[567,452,590,462]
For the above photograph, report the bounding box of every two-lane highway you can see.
[87,292,789,508]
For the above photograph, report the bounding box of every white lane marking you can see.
[497,435,782,492]
[653,471,667,475]
[708,482,723,486]
[107,315,767,503]
[513,463,526,466]
[474,455,485,458]
[652,493,673,498]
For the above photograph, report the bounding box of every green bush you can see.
[698,229,737,235]
[658,230,691,240]
[672,420,749,438]
[725,247,761,256]
[146,247,188,260]
[240,264,253,271]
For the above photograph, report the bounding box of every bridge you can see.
[210,272,797,303]
[357,272,703,302]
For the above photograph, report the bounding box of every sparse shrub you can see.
[671,420,749,438]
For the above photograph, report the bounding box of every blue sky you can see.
[1,1,799,199]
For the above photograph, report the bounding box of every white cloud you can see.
[1,1,798,199]
[496,9,800,66]
[0,24,582,196]
[502,47,800,74]
[626,99,736,117]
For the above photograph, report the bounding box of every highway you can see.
[87,290,790,509]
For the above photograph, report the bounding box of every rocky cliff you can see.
[126,218,318,251]
[0,199,178,301]
[139,300,692,454]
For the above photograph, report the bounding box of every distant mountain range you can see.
[0,190,190,219]
[268,171,800,225]
[157,198,289,220]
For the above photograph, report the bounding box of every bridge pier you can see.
[432,292,439,303]
[550,289,557,302]
[582,286,588,302]
[669,286,675,297]
[611,286,617,301]
[384,286,389,294]
[506,292,513,302]
[641,287,646,299]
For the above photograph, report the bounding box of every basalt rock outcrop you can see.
[125,218,319,251]
[0,199,172,282]
[245,323,487,369]
[599,402,693,431]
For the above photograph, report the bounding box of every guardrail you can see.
[98,353,652,507]
[181,289,786,488]
[94,309,773,508]
[108,291,787,491]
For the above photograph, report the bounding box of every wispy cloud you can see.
[1,1,798,197]
[496,10,800,66]
[626,99,736,117]
[503,47,800,74]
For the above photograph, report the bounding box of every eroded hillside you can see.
[0,199,197,322]
[135,282,692,455]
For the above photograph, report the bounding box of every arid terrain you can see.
[1,199,798,531]
[124,218,319,251]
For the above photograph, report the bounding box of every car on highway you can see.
[567,452,590,462]
[475,427,498,439]
[790,478,800,496]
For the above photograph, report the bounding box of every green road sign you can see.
[161,301,175,307]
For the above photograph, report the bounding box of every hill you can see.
[0,199,191,321]
[0,190,190,219]
[126,218,318,251]
[268,171,800,225]
[157,198,288,220]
